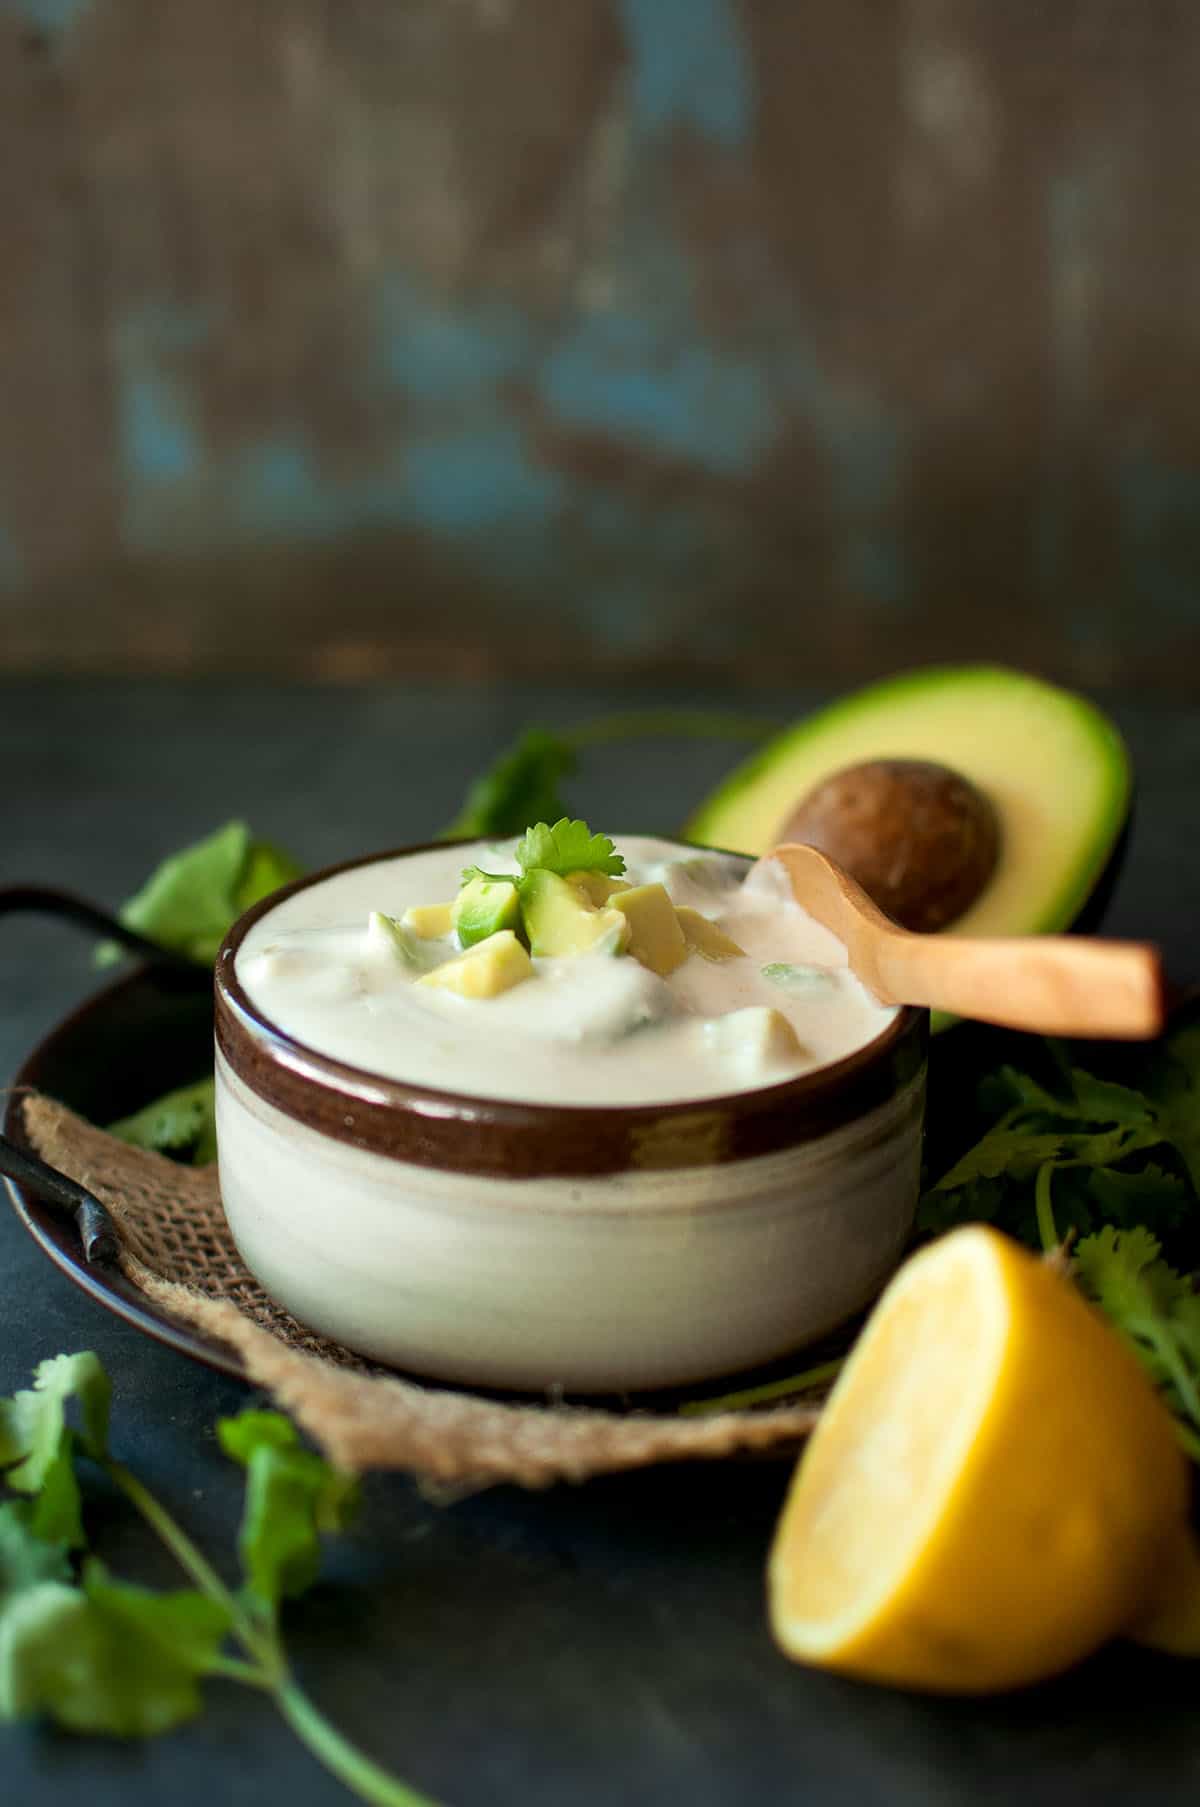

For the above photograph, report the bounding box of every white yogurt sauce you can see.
[234,837,896,1107]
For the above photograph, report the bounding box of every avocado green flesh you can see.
[685,666,1131,942]
[520,869,625,958]
[454,876,520,949]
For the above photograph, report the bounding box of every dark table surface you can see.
[3,675,1199,1807]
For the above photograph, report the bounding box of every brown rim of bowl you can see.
[215,840,929,1179]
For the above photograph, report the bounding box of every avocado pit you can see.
[776,758,1001,933]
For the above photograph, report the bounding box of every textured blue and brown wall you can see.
[2,0,1200,687]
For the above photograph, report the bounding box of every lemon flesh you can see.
[768,1226,1190,1692]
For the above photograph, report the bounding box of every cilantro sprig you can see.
[461,818,626,891]
[513,818,625,881]
[0,1354,439,1806]
[917,1041,1199,1257]
[686,1016,1200,1454]
[1074,1227,1200,1462]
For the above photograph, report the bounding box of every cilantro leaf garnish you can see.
[514,818,625,880]
[0,1355,441,1805]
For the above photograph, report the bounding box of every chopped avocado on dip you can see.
[236,824,897,1108]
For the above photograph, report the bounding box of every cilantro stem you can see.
[275,1678,443,1807]
[678,1356,844,1417]
[104,1458,276,1670]
[105,1457,444,1805]
[1034,1162,1060,1255]
[105,1461,240,1616]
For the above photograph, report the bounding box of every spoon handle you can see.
[872,932,1167,1039]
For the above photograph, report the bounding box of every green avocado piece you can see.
[519,869,629,958]
[366,911,425,967]
[453,874,521,949]
[686,665,1131,947]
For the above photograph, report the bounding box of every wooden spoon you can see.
[765,843,1166,1039]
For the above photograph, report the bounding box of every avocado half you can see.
[685,666,1131,941]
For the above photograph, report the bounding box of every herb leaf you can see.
[442,729,576,840]
[25,1439,86,1549]
[0,1353,110,1486]
[0,1502,71,1603]
[1074,1226,1200,1453]
[514,818,625,880]
[918,1049,1172,1248]
[0,1565,231,1737]
[218,1412,359,1608]
[0,1355,110,1553]
[108,1077,217,1167]
[911,1014,1200,1463]
[104,821,302,967]
[440,710,776,842]
[1131,1023,1200,1198]
[0,1359,438,1804]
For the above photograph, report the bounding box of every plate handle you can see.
[0,1130,118,1264]
[0,884,209,983]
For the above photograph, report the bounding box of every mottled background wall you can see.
[3,0,1200,689]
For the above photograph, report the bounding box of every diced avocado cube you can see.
[702,1006,806,1069]
[416,929,532,999]
[675,906,745,962]
[520,869,630,958]
[402,901,456,938]
[452,874,521,949]
[565,869,631,907]
[610,883,688,977]
[366,912,423,966]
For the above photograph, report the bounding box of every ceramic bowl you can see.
[213,844,928,1394]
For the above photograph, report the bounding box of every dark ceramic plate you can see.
[3,966,248,1382]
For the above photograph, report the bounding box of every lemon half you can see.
[768,1226,1193,1692]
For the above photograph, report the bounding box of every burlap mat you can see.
[21,1095,821,1490]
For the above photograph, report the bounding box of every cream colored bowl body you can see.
[215,1051,925,1394]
